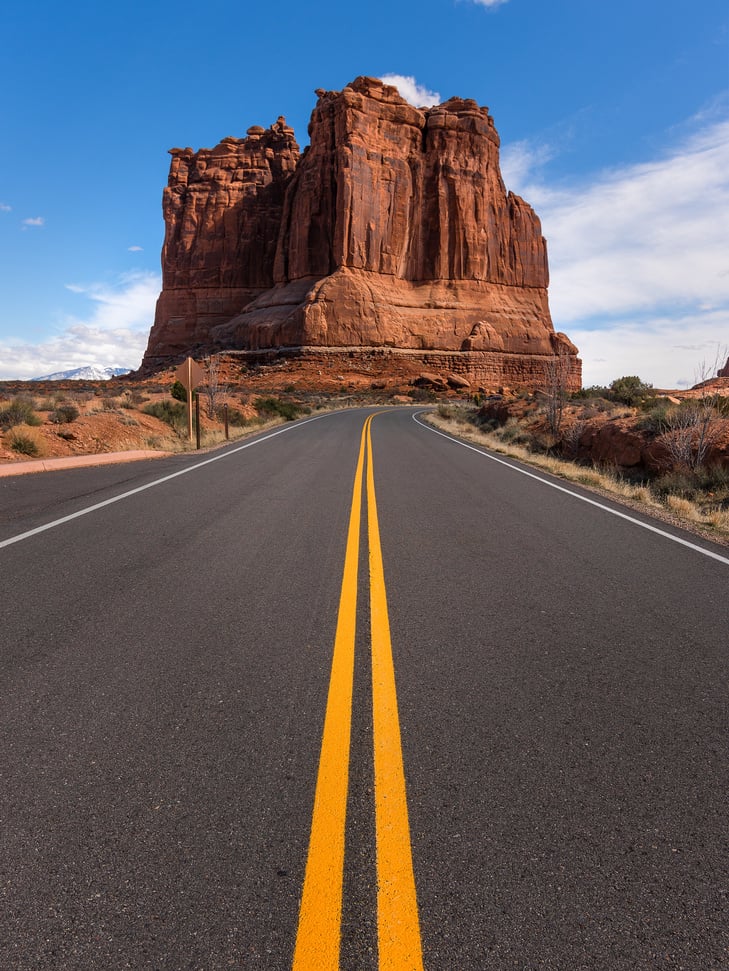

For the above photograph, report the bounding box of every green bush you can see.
[215,405,249,427]
[170,380,188,402]
[572,385,610,400]
[651,465,729,501]
[49,404,80,424]
[636,404,670,436]
[608,375,653,406]
[497,417,532,445]
[142,399,187,432]
[0,397,42,430]
[254,397,305,421]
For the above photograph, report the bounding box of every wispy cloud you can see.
[569,315,728,390]
[501,139,556,192]
[0,271,160,380]
[0,203,11,213]
[128,245,144,252]
[379,74,440,108]
[22,216,45,227]
[469,0,511,8]
[503,115,729,387]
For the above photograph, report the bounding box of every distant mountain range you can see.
[31,366,131,381]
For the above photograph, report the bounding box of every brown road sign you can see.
[175,357,205,392]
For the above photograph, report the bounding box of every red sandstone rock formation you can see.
[145,118,299,360]
[719,357,729,379]
[141,77,580,389]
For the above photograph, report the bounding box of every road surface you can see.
[1,407,727,969]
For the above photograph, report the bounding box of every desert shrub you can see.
[657,398,725,471]
[215,404,249,426]
[714,396,729,417]
[497,417,531,446]
[7,426,44,456]
[475,413,499,431]
[637,404,670,436]
[142,399,187,433]
[255,397,305,421]
[561,420,586,457]
[437,403,454,419]
[121,390,147,408]
[35,397,57,412]
[608,375,653,406]
[170,380,188,402]
[572,385,611,399]
[577,398,617,418]
[49,404,80,424]
[651,470,699,499]
[0,397,42,430]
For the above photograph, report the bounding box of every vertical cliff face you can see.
[271,79,548,288]
[144,119,299,359]
[141,77,580,389]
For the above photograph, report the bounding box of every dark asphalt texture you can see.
[1,407,727,970]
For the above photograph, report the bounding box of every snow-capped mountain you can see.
[31,366,131,381]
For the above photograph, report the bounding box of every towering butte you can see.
[141,76,581,389]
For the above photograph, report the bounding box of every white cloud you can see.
[379,74,440,108]
[503,115,729,388]
[22,216,45,227]
[128,245,144,252]
[0,271,160,380]
[501,139,555,192]
[570,315,728,390]
[469,0,510,7]
[0,203,11,213]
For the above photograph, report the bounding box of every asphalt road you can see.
[1,407,727,970]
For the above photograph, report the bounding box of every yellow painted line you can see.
[292,418,369,970]
[293,413,423,969]
[366,419,424,970]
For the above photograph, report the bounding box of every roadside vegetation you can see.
[431,376,729,543]
[0,379,321,463]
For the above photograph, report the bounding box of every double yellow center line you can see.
[293,414,424,970]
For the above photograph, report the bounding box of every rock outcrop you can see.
[719,357,729,379]
[141,77,580,389]
[147,118,300,360]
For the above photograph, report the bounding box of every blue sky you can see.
[1,0,727,386]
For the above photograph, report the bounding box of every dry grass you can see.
[4,424,47,457]
[426,410,729,544]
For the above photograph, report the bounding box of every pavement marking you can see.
[293,419,367,970]
[0,414,329,552]
[414,412,729,568]
[366,419,424,970]
[294,413,423,969]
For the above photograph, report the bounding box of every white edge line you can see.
[413,412,729,568]
[0,413,329,551]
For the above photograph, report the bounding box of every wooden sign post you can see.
[175,357,205,442]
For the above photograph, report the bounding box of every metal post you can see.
[195,392,201,449]
[224,403,229,440]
